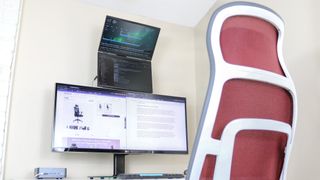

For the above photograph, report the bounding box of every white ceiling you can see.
[81,0,217,27]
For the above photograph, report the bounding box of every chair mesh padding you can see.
[220,16,285,76]
[201,16,292,179]
[231,130,287,180]
[201,80,292,179]
[213,80,292,139]
[201,154,216,179]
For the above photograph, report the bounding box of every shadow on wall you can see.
[286,51,320,180]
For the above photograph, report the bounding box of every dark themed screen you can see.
[99,16,160,60]
[98,53,153,93]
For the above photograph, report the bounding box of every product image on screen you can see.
[52,83,188,154]
[99,16,160,60]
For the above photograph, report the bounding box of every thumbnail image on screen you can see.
[52,83,188,154]
[99,16,160,60]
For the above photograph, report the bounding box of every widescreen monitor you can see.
[98,16,160,60]
[52,83,188,154]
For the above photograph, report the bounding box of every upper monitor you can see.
[99,16,160,60]
[52,83,188,154]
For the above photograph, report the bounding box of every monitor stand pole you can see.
[113,154,126,176]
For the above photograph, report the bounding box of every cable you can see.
[92,75,98,86]
[34,172,44,178]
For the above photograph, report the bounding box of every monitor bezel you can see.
[98,16,161,60]
[52,83,188,154]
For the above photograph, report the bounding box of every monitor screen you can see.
[97,53,153,93]
[98,16,160,60]
[52,83,188,154]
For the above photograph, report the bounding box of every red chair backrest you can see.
[200,16,293,180]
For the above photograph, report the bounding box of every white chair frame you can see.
[187,2,298,180]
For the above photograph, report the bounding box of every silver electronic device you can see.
[34,167,67,179]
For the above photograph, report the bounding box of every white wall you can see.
[194,0,320,179]
[4,0,197,178]
[0,0,22,178]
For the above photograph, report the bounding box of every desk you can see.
[12,178,184,180]
[89,173,185,179]
[90,177,185,180]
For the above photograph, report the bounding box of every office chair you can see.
[187,2,297,180]
[73,104,83,123]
